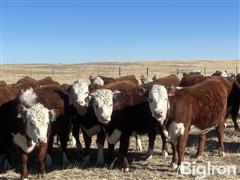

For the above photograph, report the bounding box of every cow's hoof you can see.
[3,159,11,170]
[122,167,129,172]
[62,152,70,166]
[219,151,225,157]
[176,165,181,174]
[96,160,104,167]
[45,154,52,168]
[37,172,46,179]
[162,150,168,158]
[136,146,142,152]
[145,154,153,161]
[169,162,178,170]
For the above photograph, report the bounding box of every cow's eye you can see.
[30,122,35,127]
[149,98,153,103]
[95,105,99,109]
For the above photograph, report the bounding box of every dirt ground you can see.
[0,119,239,180]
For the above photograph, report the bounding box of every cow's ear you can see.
[49,110,56,123]
[113,90,121,102]
[169,85,176,96]
[89,75,94,83]
[153,74,157,81]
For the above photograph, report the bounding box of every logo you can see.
[180,161,237,179]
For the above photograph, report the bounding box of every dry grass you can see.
[1,60,239,84]
[0,60,239,179]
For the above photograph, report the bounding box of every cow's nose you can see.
[79,101,85,106]
[38,137,47,143]
[154,110,162,116]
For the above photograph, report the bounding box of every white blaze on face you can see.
[167,121,185,142]
[148,85,168,125]
[92,89,114,125]
[25,103,50,144]
[71,79,90,115]
[92,77,104,86]
[220,71,228,77]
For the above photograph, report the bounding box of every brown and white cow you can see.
[161,79,228,171]
[180,75,240,130]
[1,88,53,179]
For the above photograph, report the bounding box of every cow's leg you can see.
[119,134,131,172]
[82,130,92,163]
[176,129,189,173]
[16,147,28,180]
[216,124,225,157]
[195,134,206,158]
[58,133,70,166]
[107,143,115,165]
[37,143,48,178]
[45,134,54,167]
[231,103,240,131]
[145,129,156,160]
[159,125,168,157]
[170,141,178,170]
[135,134,142,152]
[72,121,83,151]
[96,129,106,166]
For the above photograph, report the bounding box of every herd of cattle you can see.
[0,70,239,180]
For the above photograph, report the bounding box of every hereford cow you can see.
[70,76,140,165]
[89,75,114,85]
[88,75,180,171]
[1,88,53,179]
[180,75,240,130]
[212,70,228,77]
[160,79,228,172]
[140,75,157,84]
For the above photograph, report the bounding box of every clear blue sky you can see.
[1,0,239,64]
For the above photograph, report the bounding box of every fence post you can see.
[119,66,121,77]
[204,67,206,76]
[147,67,149,76]
[29,69,32,77]
[52,68,54,77]
[176,68,179,77]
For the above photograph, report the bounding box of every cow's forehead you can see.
[72,80,89,93]
[149,85,167,98]
[26,103,49,123]
[93,89,113,104]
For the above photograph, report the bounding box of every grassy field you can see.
[1,60,239,84]
[0,60,239,179]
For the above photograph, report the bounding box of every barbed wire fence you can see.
[0,64,239,84]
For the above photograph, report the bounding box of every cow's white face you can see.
[92,77,104,86]
[24,103,50,144]
[220,71,228,77]
[92,89,117,125]
[148,85,168,125]
[71,80,90,115]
